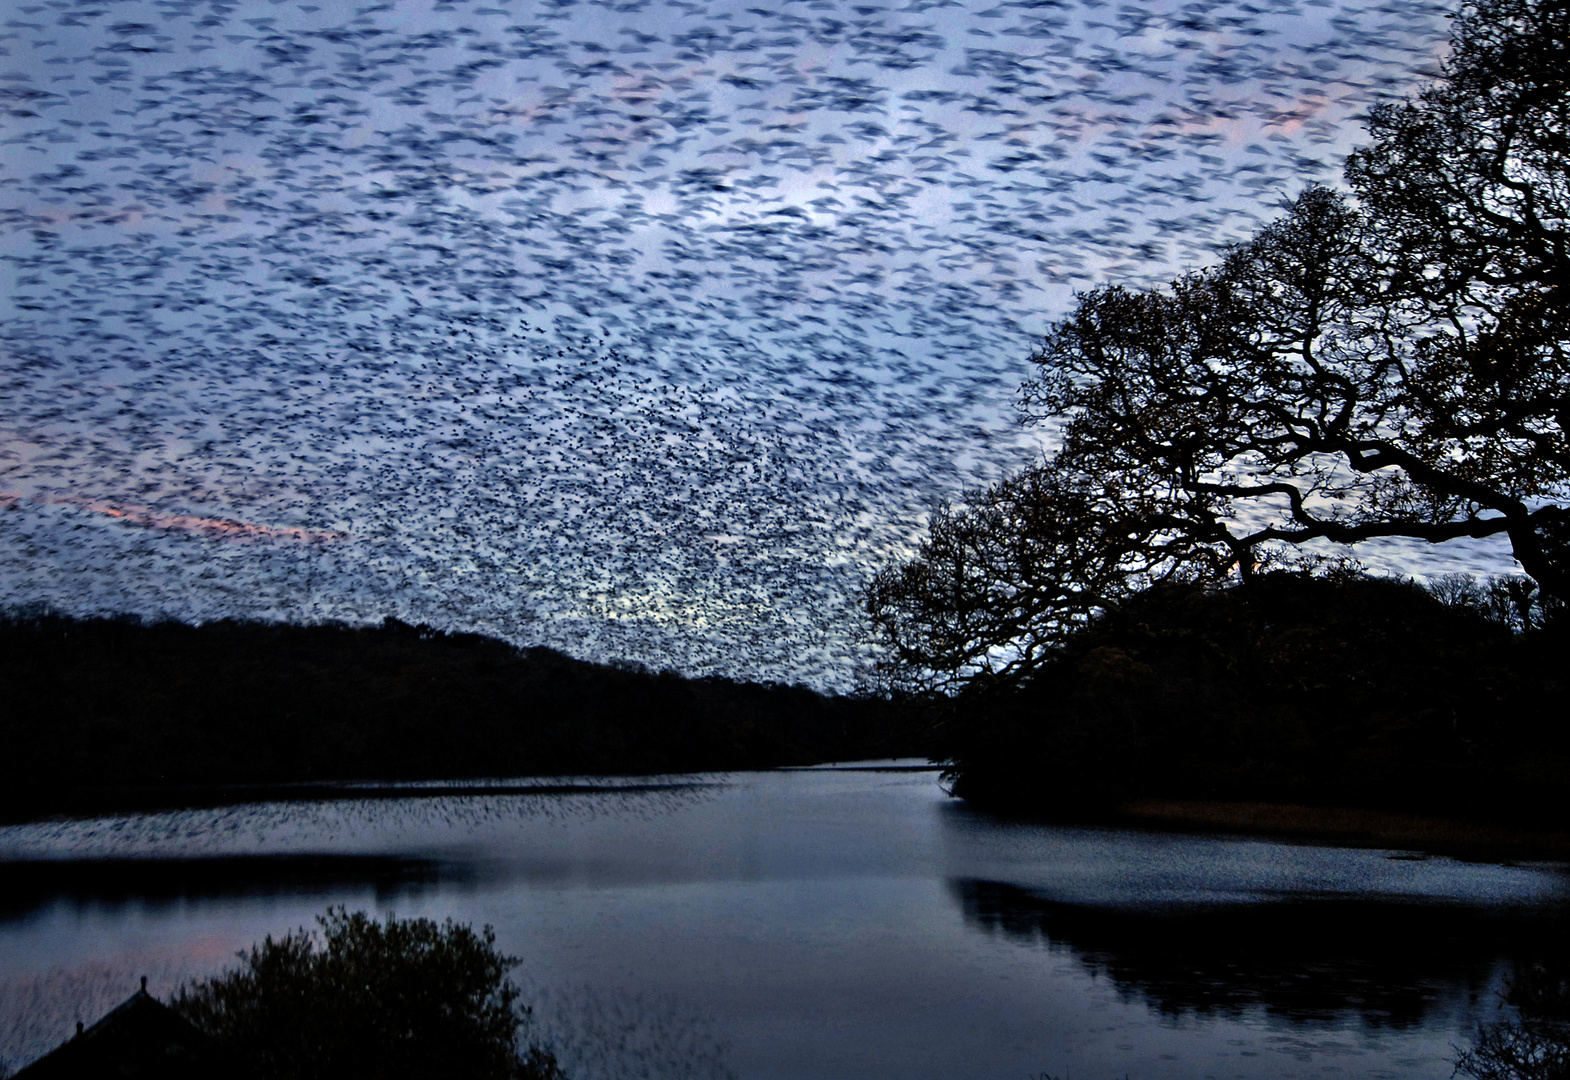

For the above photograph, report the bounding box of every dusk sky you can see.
[0,0,1518,689]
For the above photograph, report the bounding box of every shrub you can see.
[173,908,563,1080]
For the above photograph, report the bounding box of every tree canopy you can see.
[172,908,563,1080]
[867,0,1570,693]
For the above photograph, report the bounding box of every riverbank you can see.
[1116,798,1570,861]
[935,575,1570,844]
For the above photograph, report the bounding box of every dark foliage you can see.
[1425,571,1564,633]
[865,0,1570,695]
[939,572,1569,825]
[863,459,1234,694]
[172,908,562,1080]
[1455,954,1570,1080]
[0,611,929,822]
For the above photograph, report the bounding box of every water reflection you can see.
[4,768,1568,1080]
[952,878,1569,1028]
[2,781,722,827]
[1454,956,1570,1080]
[519,981,738,1080]
[0,780,721,862]
[0,854,459,921]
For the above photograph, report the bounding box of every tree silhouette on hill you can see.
[867,0,1569,694]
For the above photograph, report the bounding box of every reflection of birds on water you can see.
[0,0,1457,687]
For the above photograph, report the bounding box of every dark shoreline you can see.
[1111,797,1570,861]
[933,576,1570,854]
[1,613,933,823]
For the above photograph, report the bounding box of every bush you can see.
[1454,958,1570,1080]
[172,908,563,1080]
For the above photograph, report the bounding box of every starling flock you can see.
[1,0,1472,689]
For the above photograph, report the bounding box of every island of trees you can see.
[865,0,1569,835]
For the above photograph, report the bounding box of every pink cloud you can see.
[1,492,347,543]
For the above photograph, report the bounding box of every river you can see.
[1,762,1565,1079]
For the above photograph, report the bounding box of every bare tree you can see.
[867,0,1569,691]
[863,459,1233,692]
[1455,959,1570,1080]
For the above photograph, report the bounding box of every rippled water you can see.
[2,764,1565,1079]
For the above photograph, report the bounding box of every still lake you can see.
[1,762,1565,1080]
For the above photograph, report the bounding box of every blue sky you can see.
[0,0,1517,688]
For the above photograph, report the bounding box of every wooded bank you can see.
[934,573,1570,835]
[0,611,926,824]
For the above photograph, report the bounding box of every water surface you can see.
[2,764,1564,1079]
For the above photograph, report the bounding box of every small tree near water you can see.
[173,907,563,1080]
[1454,959,1570,1080]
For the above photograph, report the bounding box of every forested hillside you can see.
[0,611,926,823]
[936,573,1569,828]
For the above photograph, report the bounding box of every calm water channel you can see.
[2,762,1566,1080]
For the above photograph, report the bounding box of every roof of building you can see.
[12,979,228,1080]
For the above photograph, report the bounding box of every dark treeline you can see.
[0,610,927,823]
[937,572,1570,829]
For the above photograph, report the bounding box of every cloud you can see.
[1,492,346,544]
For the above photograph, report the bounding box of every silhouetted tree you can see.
[172,908,563,1080]
[1341,0,1570,597]
[928,570,1570,816]
[1426,572,1565,631]
[1455,957,1570,1080]
[867,0,1569,691]
[863,457,1233,693]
